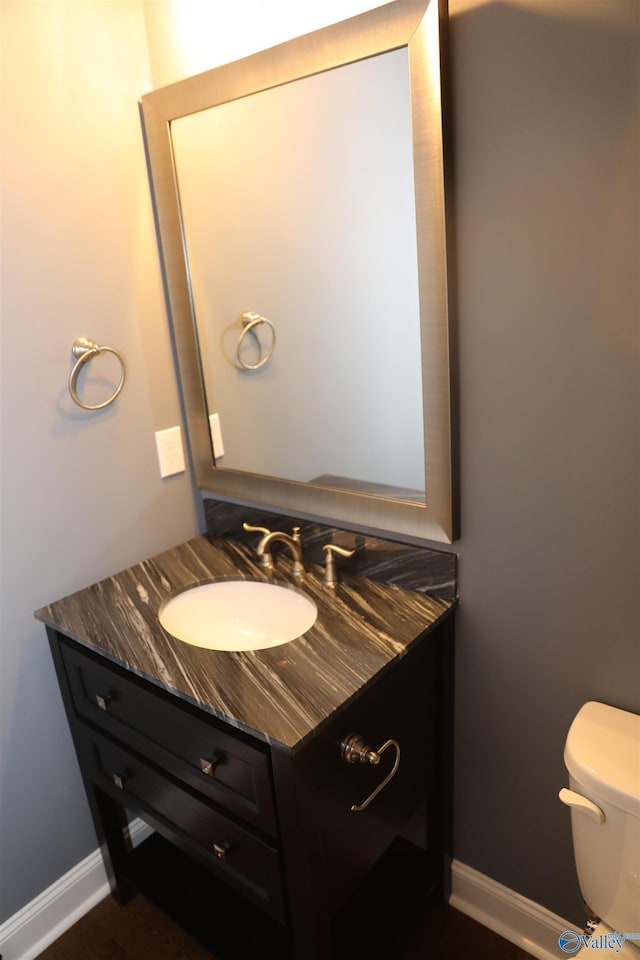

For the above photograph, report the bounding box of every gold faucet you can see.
[243,523,304,579]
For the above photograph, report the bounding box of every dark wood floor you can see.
[34,832,535,960]
[38,892,535,960]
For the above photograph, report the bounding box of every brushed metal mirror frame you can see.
[141,0,457,544]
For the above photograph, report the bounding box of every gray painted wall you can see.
[450,0,639,923]
[1,0,638,939]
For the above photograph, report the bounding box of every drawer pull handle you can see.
[95,693,111,711]
[199,757,219,777]
[213,841,231,861]
[340,733,401,813]
[111,772,127,790]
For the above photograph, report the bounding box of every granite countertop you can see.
[35,534,454,752]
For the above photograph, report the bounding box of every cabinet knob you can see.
[213,841,232,861]
[95,693,111,711]
[199,756,219,777]
[111,772,127,790]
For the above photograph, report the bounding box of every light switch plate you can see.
[155,426,185,478]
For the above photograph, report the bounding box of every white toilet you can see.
[560,701,640,957]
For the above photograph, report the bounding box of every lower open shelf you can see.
[123,831,439,959]
[125,832,290,958]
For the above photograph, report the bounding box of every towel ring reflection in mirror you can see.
[236,312,276,371]
[69,337,127,410]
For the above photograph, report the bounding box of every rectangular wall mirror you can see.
[141,0,457,544]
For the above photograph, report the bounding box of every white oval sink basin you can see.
[159,580,317,651]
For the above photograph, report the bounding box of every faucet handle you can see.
[242,522,271,536]
[322,543,355,587]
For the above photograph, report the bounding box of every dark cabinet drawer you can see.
[79,728,285,921]
[60,640,276,834]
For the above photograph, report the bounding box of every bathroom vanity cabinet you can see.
[38,532,455,959]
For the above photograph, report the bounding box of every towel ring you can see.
[236,312,276,371]
[340,734,401,813]
[69,337,127,410]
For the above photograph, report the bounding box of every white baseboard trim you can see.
[450,859,574,960]
[0,819,153,960]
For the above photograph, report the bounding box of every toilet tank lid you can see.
[564,701,640,816]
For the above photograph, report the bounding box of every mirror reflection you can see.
[172,48,425,499]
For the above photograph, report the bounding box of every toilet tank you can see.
[563,701,640,936]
